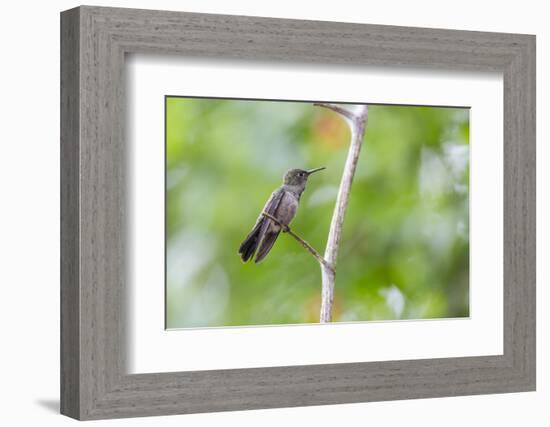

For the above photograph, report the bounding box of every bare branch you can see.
[313,102,356,121]
[261,211,334,274]
[314,103,369,322]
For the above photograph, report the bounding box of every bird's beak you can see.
[306,167,326,175]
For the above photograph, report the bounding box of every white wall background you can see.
[0,0,546,425]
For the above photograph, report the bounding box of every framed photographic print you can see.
[60,5,536,420]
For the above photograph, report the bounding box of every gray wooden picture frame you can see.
[60,5,536,420]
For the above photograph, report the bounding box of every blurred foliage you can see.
[166,97,469,328]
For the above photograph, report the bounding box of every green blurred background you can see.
[166,97,469,329]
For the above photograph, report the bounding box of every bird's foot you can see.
[282,225,291,233]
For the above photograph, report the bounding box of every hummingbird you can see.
[239,167,325,263]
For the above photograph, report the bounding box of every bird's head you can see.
[283,167,325,187]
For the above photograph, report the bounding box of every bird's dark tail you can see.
[254,230,280,263]
[238,220,264,262]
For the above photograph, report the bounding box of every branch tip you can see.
[313,102,363,122]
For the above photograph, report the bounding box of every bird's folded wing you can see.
[238,188,285,262]
[261,187,285,220]
[253,188,285,263]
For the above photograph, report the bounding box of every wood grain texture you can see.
[60,7,81,419]
[60,5,536,420]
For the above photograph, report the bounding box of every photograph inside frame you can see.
[165,96,470,329]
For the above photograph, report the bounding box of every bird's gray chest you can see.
[276,191,299,226]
